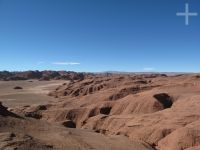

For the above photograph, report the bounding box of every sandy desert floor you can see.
[0,80,66,107]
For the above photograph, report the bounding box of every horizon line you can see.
[0,70,198,74]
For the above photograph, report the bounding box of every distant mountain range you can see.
[96,71,193,75]
[0,70,195,81]
[0,71,91,81]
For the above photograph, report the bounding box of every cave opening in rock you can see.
[153,93,173,109]
[62,120,76,128]
[100,107,112,115]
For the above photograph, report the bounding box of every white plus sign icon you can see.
[176,3,198,25]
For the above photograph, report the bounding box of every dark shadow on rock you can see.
[62,120,76,128]
[153,93,173,109]
[13,86,23,90]
[100,107,112,115]
[0,102,22,118]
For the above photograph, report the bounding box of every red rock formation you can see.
[13,73,200,150]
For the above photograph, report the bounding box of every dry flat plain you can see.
[1,73,200,150]
[0,80,66,107]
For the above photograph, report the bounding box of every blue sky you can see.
[0,0,199,72]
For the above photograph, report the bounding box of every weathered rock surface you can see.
[11,73,200,150]
[13,75,200,150]
[0,102,151,150]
